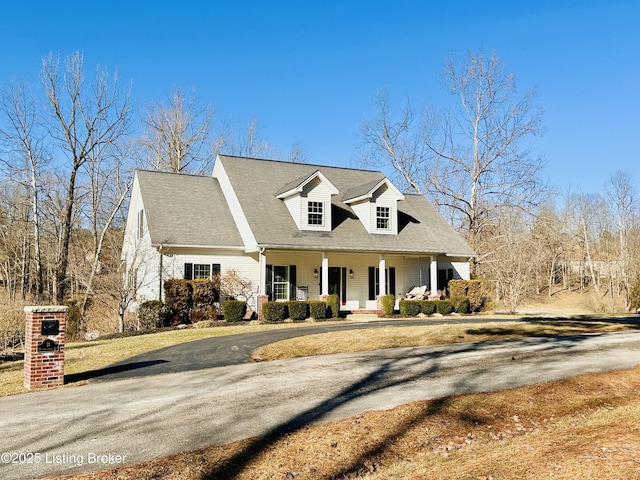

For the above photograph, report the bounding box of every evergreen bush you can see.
[222,299,246,322]
[326,294,340,318]
[381,294,396,316]
[286,300,309,320]
[451,296,471,314]
[138,300,172,330]
[434,300,454,315]
[419,300,436,315]
[309,300,328,319]
[449,279,484,312]
[262,302,287,323]
[399,299,421,316]
[164,279,193,324]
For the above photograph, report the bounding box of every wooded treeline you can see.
[0,51,638,342]
[0,51,303,336]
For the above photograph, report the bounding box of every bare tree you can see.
[41,51,131,303]
[476,210,538,313]
[358,51,546,248]
[606,170,637,310]
[0,80,47,299]
[139,87,221,174]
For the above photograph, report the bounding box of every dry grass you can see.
[48,365,640,480]
[251,318,640,361]
[0,321,346,397]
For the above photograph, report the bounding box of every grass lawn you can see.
[4,315,639,479]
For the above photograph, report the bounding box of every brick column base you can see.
[257,295,269,323]
[24,306,67,390]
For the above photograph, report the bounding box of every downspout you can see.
[158,244,164,302]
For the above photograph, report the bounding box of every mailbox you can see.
[41,319,60,336]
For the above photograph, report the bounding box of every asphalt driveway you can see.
[74,317,522,382]
[2,330,640,480]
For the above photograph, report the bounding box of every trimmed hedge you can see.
[381,294,396,316]
[449,279,484,312]
[164,279,193,324]
[451,296,471,314]
[399,299,421,317]
[222,299,246,322]
[286,300,309,320]
[138,300,173,330]
[326,294,340,318]
[419,300,436,315]
[434,300,454,315]
[309,300,328,319]
[263,302,287,323]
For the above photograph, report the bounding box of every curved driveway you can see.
[73,317,518,382]
[2,321,640,479]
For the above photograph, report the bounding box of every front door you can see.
[323,266,347,305]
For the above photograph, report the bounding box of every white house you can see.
[121,154,475,315]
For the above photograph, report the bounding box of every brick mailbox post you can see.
[24,306,67,390]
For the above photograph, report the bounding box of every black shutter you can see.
[212,264,221,302]
[184,263,193,280]
[389,267,396,296]
[289,265,297,300]
[368,266,376,300]
[266,264,273,300]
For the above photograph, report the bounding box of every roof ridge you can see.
[217,154,382,174]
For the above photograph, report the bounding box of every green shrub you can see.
[309,300,328,319]
[138,300,173,330]
[381,294,396,316]
[262,302,287,323]
[451,296,471,314]
[419,300,436,315]
[434,300,454,315]
[449,279,484,312]
[164,279,193,324]
[286,301,308,320]
[399,299,421,317]
[326,294,340,318]
[222,300,246,322]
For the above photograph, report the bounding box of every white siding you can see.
[161,249,260,309]
[370,185,398,235]
[300,177,332,231]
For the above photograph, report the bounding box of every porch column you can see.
[320,252,329,297]
[430,255,438,296]
[259,248,267,296]
[378,254,387,296]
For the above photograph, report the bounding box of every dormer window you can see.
[343,177,405,235]
[376,206,390,230]
[276,170,338,232]
[308,201,324,226]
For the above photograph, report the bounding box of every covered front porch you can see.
[257,249,464,311]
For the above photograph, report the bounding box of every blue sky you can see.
[1,1,638,194]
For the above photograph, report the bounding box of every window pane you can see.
[308,201,323,225]
[376,206,390,230]
[194,264,211,279]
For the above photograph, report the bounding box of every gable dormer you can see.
[276,170,339,232]
[343,178,405,235]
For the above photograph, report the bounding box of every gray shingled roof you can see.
[136,170,243,248]
[217,155,475,257]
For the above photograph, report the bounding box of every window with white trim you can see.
[376,206,390,230]
[308,201,323,226]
